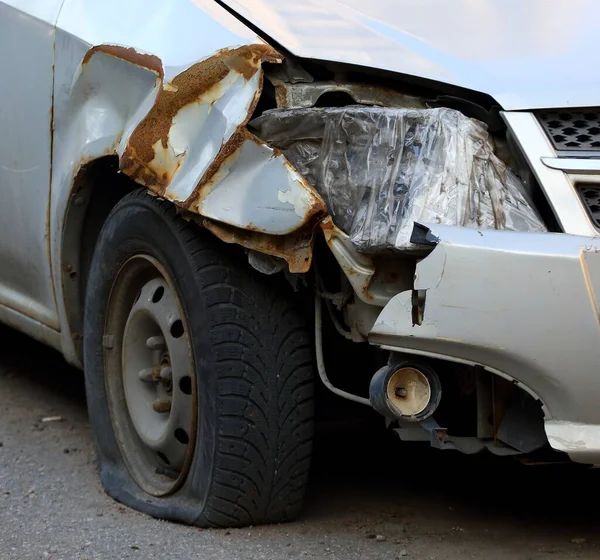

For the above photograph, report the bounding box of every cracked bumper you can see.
[369,224,600,464]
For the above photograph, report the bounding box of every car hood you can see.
[221,0,600,110]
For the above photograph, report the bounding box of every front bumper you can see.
[369,224,600,464]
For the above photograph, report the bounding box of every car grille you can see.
[538,110,600,152]
[578,184,600,228]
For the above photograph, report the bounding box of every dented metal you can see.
[46,0,330,365]
[201,217,316,273]
[369,224,600,463]
[194,135,325,234]
[119,44,278,193]
[320,218,412,307]
[49,11,328,325]
[110,43,326,236]
[56,0,327,274]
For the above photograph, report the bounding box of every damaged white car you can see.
[2,0,600,526]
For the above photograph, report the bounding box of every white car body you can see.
[2,0,600,464]
[222,0,600,110]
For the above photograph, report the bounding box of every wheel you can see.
[83,189,314,527]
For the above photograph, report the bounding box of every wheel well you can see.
[61,156,138,361]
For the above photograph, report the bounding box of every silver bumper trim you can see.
[541,157,600,174]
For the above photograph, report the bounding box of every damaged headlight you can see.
[251,106,546,252]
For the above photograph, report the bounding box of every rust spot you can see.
[82,45,162,75]
[73,139,124,177]
[274,83,288,108]
[319,216,335,236]
[106,40,326,252]
[120,44,280,193]
[361,285,374,300]
[200,217,318,273]
[271,79,425,110]
[227,44,279,80]
[271,146,284,158]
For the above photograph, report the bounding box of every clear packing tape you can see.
[251,106,546,251]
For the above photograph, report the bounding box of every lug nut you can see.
[152,399,172,413]
[160,366,172,382]
[139,368,156,382]
[139,366,163,382]
[146,336,166,350]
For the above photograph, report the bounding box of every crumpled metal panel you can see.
[201,217,316,273]
[51,0,327,366]
[119,45,272,194]
[56,0,325,238]
[114,43,326,235]
[195,137,324,234]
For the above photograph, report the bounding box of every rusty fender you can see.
[80,43,326,271]
[118,43,278,192]
[199,217,316,274]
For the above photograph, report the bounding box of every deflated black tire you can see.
[83,189,314,526]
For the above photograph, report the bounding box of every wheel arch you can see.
[60,156,139,364]
[58,158,321,367]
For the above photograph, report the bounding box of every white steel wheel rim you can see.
[122,277,194,473]
[105,254,197,497]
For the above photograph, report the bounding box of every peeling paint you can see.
[193,135,326,234]
[81,45,163,75]
[119,44,280,192]
[67,36,326,272]
[101,41,327,243]
[67,38,330,269]
[278,188,312,218]
[147,139,185,185]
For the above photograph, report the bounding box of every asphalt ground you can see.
[1,325,598,560]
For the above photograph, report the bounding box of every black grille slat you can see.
[578,185,600,228]
[538,110,600,151]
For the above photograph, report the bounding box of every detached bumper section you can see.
[369,224,600,464]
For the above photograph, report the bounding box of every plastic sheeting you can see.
[251,106,546,252]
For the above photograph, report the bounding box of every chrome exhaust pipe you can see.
[369,360,442,421]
